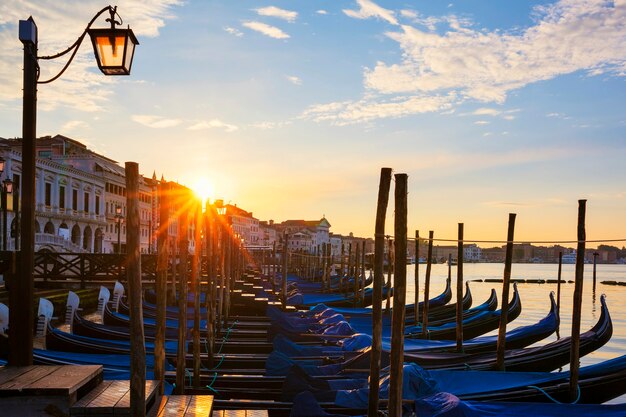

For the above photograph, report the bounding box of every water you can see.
[397,262,626,404]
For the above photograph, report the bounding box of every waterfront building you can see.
[221,202,261,247]
[463,243,482,262]
[0,138,106,252]
[277,217,331,254]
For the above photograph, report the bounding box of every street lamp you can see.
[13,6,138,365]
[116,205,124,254]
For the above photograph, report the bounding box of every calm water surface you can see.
[392,263,626,404]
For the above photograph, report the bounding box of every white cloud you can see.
[316,10,328,15]
[242,21,290,39]
[255,6,297,23]
[306,0,626,124]
[400,10,418,19]
[474,120,490,125]
[343,0,398,26]
[188,119,239,133]
[303,93,456,125]
[61,120,89,132]
[473,108,501,116]
[132,114,182,128]
[286,75,302,85]
[251,121,292,130]
[225,26,243,37]
[0,1,180,112]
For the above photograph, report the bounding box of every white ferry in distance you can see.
[561,251,577,264]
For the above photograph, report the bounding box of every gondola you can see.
[265,294,611,375]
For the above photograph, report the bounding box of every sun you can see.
[191,178,214,203]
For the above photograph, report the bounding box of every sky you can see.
[0,0,625,246]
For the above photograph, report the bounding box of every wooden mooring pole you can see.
[154,178,169,394]
[556,251,563,338]
[192,202,202,386]
[496,213,516,371]
[367,167,392,417]
[388,173,407,417]
[570,200,586,401]
[354,242,360,307]
[414,230,419,326]
[456,223,464,352]
[125,162,146,416]
[175,207,189,393]
[385,238,393,314]
[282,232,288,310]
[361,240,366,306]
[421,231,434,337]
[205,201,215,368]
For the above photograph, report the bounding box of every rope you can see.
[526,384,580,404]
[216,320,238,355]
[205,372,220,394]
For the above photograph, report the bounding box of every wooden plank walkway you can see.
[0,365,102,416]
[147,395,214,417]
[71,379,159,416]
[212,411,268,417]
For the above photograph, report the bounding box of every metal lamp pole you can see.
[13,7,138,366]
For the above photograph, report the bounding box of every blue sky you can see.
[0,0,625,244]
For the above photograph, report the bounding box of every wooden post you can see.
[272,241,276,292]
[361,240,366,306]
[218,226,226,330]
[414,230,419,326]
[340,243,345,292]
[125,162,146,416]
[421,231,434,337]
[354,241,360,306]
[192,202,202,387]
[456,223,464,352]
[322,243,328,291]
[368,167,392,417]
[388,173,407,417]
[570,200,586,400]
[282,232,288,310]
[224,232,231,323]
[205,202,215,368]
[175,206,188,394]
[154,179,169,394]
[496,213,516,371]
[385,238,393,314]
[557,251,563,323]
[347,243,352,295]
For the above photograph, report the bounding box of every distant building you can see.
[277,217,331,253]
[463,244,482,262]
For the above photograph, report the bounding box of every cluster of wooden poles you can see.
[70,164,593,417]
[366,168,590,417]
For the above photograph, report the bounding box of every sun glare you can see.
[191,178,214,203]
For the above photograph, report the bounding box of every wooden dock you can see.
[0,365,219,417]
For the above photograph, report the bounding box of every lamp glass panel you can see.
[94,35,127,67]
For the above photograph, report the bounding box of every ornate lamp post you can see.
[13,6,138,366]
[116,205,124,254]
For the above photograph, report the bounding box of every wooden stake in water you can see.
[456,223,464,352]
[557,251,563,339]
[570,200,587,401]
[388,173,408,417]
[354,241,361,306]
[205,202,215,368]
[496,213,516,371]
[385,237,393,314]
[125,162,146,416]
[367,167,392,417]
[421,231,434,337]
[175,204,189,394]
[361,240,366,305]
[282,232,288,310]
[414,230,419,326]
[154,179,169,394]
[192,202,202,387]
